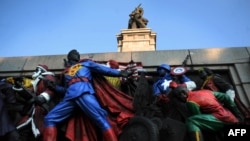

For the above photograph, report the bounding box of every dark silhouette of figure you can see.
[198,67,250,125]
[0,81,20,141]
[128,4,148,29]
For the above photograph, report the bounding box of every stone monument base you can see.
[116,28,156,52]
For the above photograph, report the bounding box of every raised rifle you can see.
[132,3,142,14]
[182,54,190,67]
[136,3,142,9]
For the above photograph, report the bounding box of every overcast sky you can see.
[0,0,250,57]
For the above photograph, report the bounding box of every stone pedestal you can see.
[116,28,156,52]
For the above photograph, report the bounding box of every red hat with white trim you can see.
[37,64,49,72]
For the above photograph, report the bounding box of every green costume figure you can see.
[172,86,243,141]
[198,67,250,124]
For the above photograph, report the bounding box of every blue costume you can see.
[45,60,120,129]
[153,74,192,95]
[153,64,173,96]
[153,72,173,95]
[43,49,128,141]
[153,64,195,96]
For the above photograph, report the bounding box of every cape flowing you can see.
[64,74,135,141]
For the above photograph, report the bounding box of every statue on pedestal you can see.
[128,4,148,29]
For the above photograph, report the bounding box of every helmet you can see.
[157,64,171,72]
[67,49,80,62]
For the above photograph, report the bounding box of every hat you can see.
[157,64,171,72]
[108,60,119,69]
[37,64,49,72]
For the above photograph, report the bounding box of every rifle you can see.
[132,3,142,14]
[136,3,142,9]
[182,54,190,66]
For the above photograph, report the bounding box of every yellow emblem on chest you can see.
[67,64,82,76]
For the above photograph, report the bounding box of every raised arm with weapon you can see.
[128,3,148,29]
[131,4,142,16]
[182,54,190,67]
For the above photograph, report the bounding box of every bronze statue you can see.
[128,4,148,29]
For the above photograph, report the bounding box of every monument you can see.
[117,4,156,52]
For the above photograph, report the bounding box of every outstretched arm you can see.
[214,91,244,122]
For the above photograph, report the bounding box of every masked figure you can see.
[43,49,133,141]
[13,65,56,141]
[198,67,250,124]
[172,86,243,141]
[153,64,173,96]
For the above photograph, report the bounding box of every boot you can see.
[102,128,118,141]
[188,131,204,141]
[43,126,57,141]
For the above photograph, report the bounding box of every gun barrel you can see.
[137,3,141,8]
[182,54,190,66]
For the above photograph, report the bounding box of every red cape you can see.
[64,74,135,141]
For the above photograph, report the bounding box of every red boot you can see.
[43,126,57,141]
[102,128,118,141]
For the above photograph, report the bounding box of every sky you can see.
[0,0,250,57]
